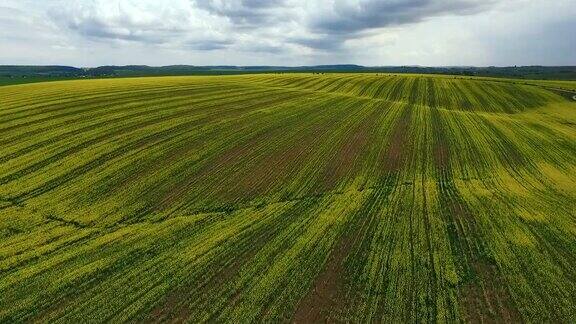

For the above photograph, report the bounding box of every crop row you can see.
[0,74,575,322]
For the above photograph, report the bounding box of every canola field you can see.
[0,74,575,322]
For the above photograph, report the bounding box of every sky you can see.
[0,0,574,67]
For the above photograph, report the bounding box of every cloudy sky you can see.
[0,0,574,67]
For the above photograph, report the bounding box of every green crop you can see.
[0,73,575,322]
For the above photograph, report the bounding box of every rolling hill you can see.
[1,73,575,322]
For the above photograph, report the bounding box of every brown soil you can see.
[224,127,322,201]
[434,141,450,170]
[319,108,382,191]
[148,286,191,323]
[147,249,257,323]
[291,107,415,323]
[31,297,72,323]
[292,235,351,323]
[460,260,522,323]
[381,106,412,173]
[157,127,275,210]
[147,201,310,322]
[430,108,451,172]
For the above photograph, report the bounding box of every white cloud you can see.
[49,0,230,47]
[0,0,574,66]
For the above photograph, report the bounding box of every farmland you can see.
[0,73,575,322]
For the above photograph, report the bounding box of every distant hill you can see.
[1,64,575,80]
[0,65,83,76]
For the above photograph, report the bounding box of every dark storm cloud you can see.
[191,0,499,51]
[310,0,495,34]
[296,0,497,51]
[192,0,290,27]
